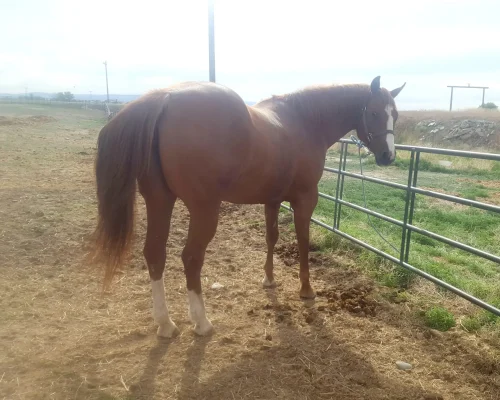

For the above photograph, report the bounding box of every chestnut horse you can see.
[92,76,405,337]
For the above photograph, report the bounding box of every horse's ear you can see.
[390,82,406,98]
[370,76,381,94]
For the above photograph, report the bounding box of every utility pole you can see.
[208,0,215,83]
[447,84,489,111]
[103,61,110,103]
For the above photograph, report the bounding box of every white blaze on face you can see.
[385,104,394,132]
[385,104,396,156]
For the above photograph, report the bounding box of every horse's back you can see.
[162,81,252,133]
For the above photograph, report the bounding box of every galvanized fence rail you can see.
[281,139,500,316]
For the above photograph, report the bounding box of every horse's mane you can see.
[266,83,394,125]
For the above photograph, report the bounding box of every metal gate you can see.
[281,139,500,316]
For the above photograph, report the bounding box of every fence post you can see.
[400,150,415,262]
[333,143,348,230]
[404,152,420,262]
[333,142,344,230]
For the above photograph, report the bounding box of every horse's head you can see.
[357,76,406,166]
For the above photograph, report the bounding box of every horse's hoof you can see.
[299,286,316,300]
[193,319,214,336]
[262,276,277,288]
[157,322,180,338]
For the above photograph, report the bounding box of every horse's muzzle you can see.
[376,151,395,166]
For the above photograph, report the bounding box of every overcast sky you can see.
[1,0,499,110]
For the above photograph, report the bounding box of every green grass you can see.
[424,307,456,331]
[313,149,500,332]
[461,301,500,331]
[393,158,500,179]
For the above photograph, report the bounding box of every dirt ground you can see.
[0,109,499,400]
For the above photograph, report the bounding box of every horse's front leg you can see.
[262,202,280,288]
[291,190,318,299]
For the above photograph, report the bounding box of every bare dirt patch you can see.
[425,196,470,210]
[456,178,500,189]
[1,107,499,400]
[418,186,472,210]
[456,178,500,205]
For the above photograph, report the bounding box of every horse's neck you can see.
[280,85,370,148]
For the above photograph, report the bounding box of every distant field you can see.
[0,98,123,114]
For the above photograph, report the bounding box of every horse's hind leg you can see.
[262,202,280,288]
[182,201,220,336]
[139,171,179,338]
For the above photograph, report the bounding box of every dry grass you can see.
[401,109,500,123]
[395,150,498,171]
[1,106,499,400]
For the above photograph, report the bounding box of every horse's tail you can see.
[91,90,169,290]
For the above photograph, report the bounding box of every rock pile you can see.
[416,119,500,148]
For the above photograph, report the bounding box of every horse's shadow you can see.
[129,337,172,399]
[127,323,211,400]
[177,335,211,400]
[130,287,433,400]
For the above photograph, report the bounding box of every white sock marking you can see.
[262,275,276,288]
[187,290,213,336]
[151,276,178,338]
[151,278,169,324]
